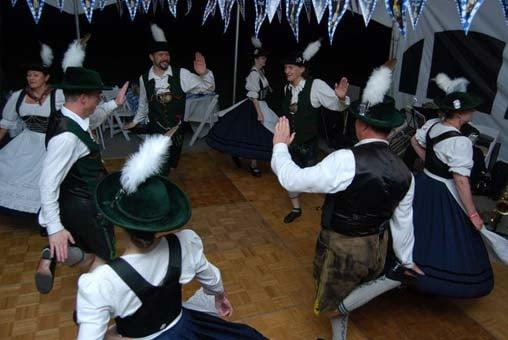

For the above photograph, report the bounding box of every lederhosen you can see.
[313,142,412,313]
[142,69,186,175]
[16,89,57,134]
[280,79,319,169]
[109,234,182,338]
[45,111,115,260]
[424,122,462,178]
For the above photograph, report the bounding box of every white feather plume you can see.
[40,43,53,68]
[251,36,262,48]
[361,66,392,106]
[120,135,172,194]
[302,39,321,61]
[151,23,167,42]
[434,73,469,94]
[62,40,86,71]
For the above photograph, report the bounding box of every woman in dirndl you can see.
[207,37,278,176]
[409,73,493,298]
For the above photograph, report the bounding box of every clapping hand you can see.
[273,117,295,145]
[115,81,129,106]
[334,77,349,101]
[194,52,208,76]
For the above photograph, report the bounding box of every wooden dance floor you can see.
[1,150,507,339]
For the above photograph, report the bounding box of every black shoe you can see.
[231,156,242,168]
[249,165,262,177]
[35,247,56,294]
[284,209,302,223]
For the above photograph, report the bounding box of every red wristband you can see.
[468,212,479,219]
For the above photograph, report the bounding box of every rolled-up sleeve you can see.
[245,71,260,99]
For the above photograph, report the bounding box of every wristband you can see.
[468,212,479,219]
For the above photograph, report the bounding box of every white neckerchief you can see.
[288,79,306,105]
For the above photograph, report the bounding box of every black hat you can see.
[149,23,169,54]
[250,37,269,58]
[24,43,54,74]
[283,39,322,66]
[433,73,483,113]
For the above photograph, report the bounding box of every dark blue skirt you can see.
[206,100,273,161]
[154,308,267,339]
[411,172,494,298]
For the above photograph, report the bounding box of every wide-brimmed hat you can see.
[283,39,321,66]
[433,73,482,113]
[53,67,111,91]
[350,95,405,129]
[350,63,404,129]
[95,135,191,232]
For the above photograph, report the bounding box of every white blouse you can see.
[415,118,473,177]
[245,67,269,99]
[285,79,350,111]
[76,229,224,340]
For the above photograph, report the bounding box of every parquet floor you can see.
[1,149,507,339]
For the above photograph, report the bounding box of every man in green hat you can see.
[123,23,216,175]
[35,67,128,294]
[76,134,266,339]
[271,64,422,340]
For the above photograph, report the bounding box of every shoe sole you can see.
[35,272,53,294]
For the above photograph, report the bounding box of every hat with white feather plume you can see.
[350,59,404,129]
[24,42,54,74]
[149,23,170,54]
[95,135,191,231]
[62,34,91,72]
[432,73,482,113]
[251,36,268,57]
[283,39,322,66]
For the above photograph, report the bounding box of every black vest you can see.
[110,234,182,338]
[321,142,412,236]
[280,79,319,145]
[143,68,185,133]
[45,111,108,199]
[424,122,462,179]
[16,89,57,133]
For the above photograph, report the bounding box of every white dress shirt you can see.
[38,101,117,235]
[76,229,224,340]
[133,66,215,124]
[271,139,415,266]
[286,79,350,111]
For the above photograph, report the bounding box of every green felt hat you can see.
[434,91,482,113]
[350,95,405,129]
[54,67,111,91]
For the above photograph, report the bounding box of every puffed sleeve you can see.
[245,70,261,99]
[76,271,115,340]
[54,89,65,110]
[414,118,440,148]
[177,229,224,295]
[444,136,474,177]
[0,90,22,129]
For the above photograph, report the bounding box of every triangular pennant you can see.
[499,0,508,26]
[11,0,18,6]
[385,0,408,36]
[286,0,305,41]
[202,0,217,24]
[167,0,178,17]
[303,0,313,23]
[124,0,140,20]
[455,0,485,34]
[218,0,236,32]
[58,0,65,11]
[312,0,328,23]
[267,0,281,22]
[238,0,246,20]
[99,0,108,10]
[185,0,192,15]
[254,0,267,37]
[141,0,151,11]
[26,0,46,23]
[81,0,96,23]
[407,0,427,28]
[328,0,349,44]
[358,0,377,26]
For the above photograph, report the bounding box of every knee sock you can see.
[338,275,401,314]
[331,314,348,340]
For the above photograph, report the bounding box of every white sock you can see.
[338,275,401,314]
[331,314,348,340]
